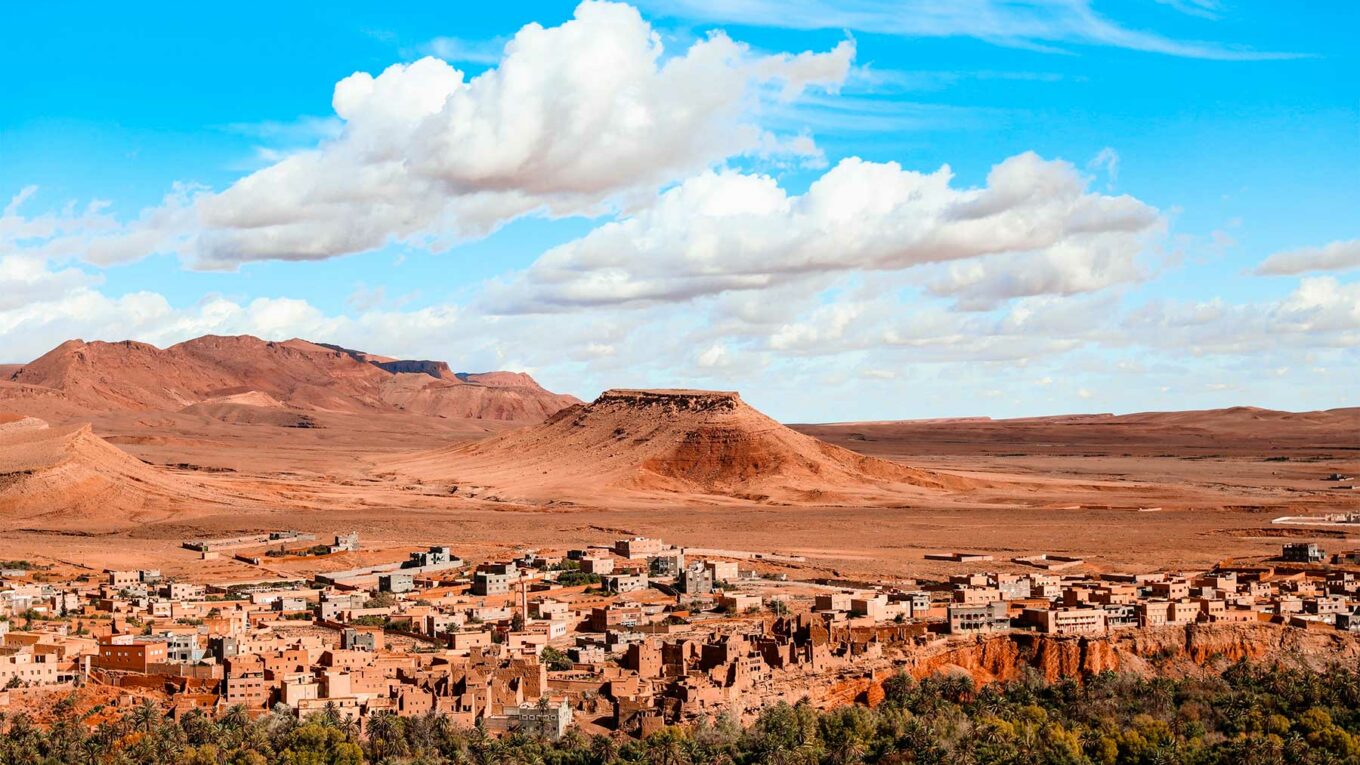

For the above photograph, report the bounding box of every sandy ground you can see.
[2,406,1355,583]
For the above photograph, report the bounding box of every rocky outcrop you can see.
[894,623,1360,689]
[385,388,969,504]
[592,389,743,415]
[374,359,454,379]
[1117,620,1360,667]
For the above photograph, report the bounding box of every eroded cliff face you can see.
[592,389,743,415]
[847,623,1360,702]
[1117,621,1360,668]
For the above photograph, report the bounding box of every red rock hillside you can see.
[2,335,579,422]
[384,388,971,504]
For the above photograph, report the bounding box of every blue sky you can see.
[1,1,1356,421]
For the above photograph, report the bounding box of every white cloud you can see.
[347,284,387,312]
[0,3,1345,419]
[925,233,1154,311]
[1,255,1355,419]
[1122,277,1360,353]
[1153,0,1222,20]
[0,255,97,312]
[420,35,509,65]
[0,192,104,311]
[695,341,741,371]
[489,151,1161,312]
[1255,238,1360,276]
[38,2,854,269]
[1,184,201,267]
[1087,146,1119,187]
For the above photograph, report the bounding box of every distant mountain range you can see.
[0,334,580,423]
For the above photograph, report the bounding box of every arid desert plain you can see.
[3,335,1356,583]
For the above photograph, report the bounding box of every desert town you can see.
[3,1,1356,760]
[6,529,1360,738]
[1,337,1358,753]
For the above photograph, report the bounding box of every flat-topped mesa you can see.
[373,359,453,379]
[388,385,971,502]
[593,389,744,414]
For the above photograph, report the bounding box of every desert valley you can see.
[2,335,1355,577]
[2,334,1359,747]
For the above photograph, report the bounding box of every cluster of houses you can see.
[3,536,1360,734]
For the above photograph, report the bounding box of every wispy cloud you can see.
[416,35,508,65]
[1087,146,1120,189]
[218,115,343,143]
[645,0,1305,61]
[1153,0,1223,21]
[1255,239,1360,276]
[765,91,1003,133]
[216,116,344,171]
[849,66,1068,94]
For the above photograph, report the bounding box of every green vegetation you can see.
[364,592,399,609]
[540,646,574,671]
[555,570,602,587]
[349,615,399,630]
[6,663,1360,763]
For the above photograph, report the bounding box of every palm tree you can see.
[321,700,343,727]
[591,732,620,764]
[647,728,692,765]
[339,711,361,741]
[367,711,409,762]
[222,703,251,730]
[131,698,161,733]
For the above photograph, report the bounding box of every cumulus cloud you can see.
[489,151,1161,312]
[1121,277,1360,353]
[762,291,1107,362]
[41,2,853,269]
[924,231,1155,311]
[0,256,97,312]
[2,184,201,266]
[1255,238,1360,276]
[0,191,104,311]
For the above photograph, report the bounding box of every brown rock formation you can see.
[0,417,238,530]
[886,623,1360,694]
[385,388,970,504]
[3,335,579,423]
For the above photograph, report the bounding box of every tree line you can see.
[3,660,1360,764]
